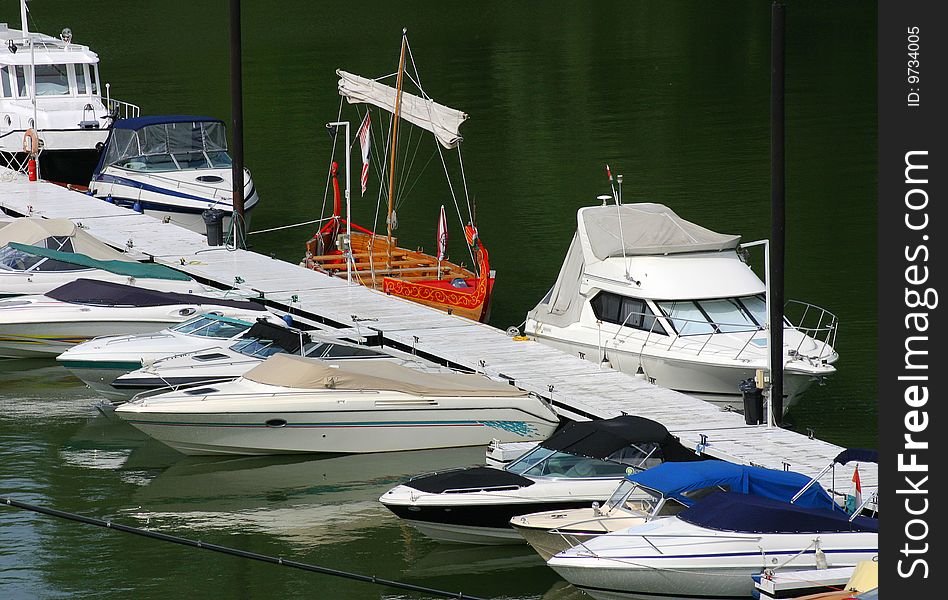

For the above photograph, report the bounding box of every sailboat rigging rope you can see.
[1,497,487,600]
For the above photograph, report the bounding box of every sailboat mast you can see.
[386,30,408,268]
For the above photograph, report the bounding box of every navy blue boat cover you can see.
[833,449,878,465]
[245,320,311,353]
[626,461,836,510]
[540,415,703,463]
[46,279,266,311]
[679,492,878,534]
[406,466,535,494]
[111,115,223,130]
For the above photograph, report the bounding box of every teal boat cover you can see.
[9,242,192,281]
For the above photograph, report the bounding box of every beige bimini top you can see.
[244,354,528,397]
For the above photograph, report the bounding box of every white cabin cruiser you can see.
[526,203,838,411]
[0,6,139,184]
[56,312,275,399]
[115,353,559,456]
[510,460,835,561]
[89,116,258,235]
[379,416,705,545]
[548,492,878,600]
[110,319,393,400]
[0,217,209,297]
[0,278,267,358]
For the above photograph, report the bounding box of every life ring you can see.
[22,129,39,156]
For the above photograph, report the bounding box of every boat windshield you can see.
[103,121,232,173]
[231,337,294,358]
[170,315,251,338]
[657,295,766,336]
[0,237,88,273]
[506,446,639,479]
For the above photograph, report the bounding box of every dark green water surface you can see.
[2,1,875,598]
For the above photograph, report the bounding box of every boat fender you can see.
[22,128,40,156]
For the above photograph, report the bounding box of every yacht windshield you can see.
[103,121,232,173]
[230,337,289,358]
[170,315,251,338]
[34,64,70,96]
[0,237,83,273]
[657,295,766,336]
[506,446,634,479]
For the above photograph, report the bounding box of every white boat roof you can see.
[244,354,528,397]
[578,203,741,261]
[0,23,99,65]
[0,217,133,262]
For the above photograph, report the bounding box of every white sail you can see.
[337,70,468,149]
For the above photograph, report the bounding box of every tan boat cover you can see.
[0,218,133,262]
[581,204,741,260]
[244,354,528,397]
[337,70,468,149]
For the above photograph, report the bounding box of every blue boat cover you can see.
[833,449,878,465]
[626,461,837,511]
[111,115,224,130]
[678,492,878,534]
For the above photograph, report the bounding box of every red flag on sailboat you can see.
[851,465,862,507]
[358,112,371,196]
[437,205,448,261]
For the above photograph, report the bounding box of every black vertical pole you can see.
[770,1,785,424]
[230,0,245,247]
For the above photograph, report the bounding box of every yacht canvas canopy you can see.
[98,116,228,171]
[540,415,703,463]
[404,466,535,494]
[245,354,527,397]
[0,218,132,262]
[337,70,468,149]
[244,320,311,354]
[626,461,836,510]
[580,204,742,260]
[8,243,192,281]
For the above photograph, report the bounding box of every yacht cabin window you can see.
[34,65,71,96]
[75,64,88,95]
[90,65,99,96]
[1,68,12,98]
[657,295,766,336]
[590,291,667,336]
[14,66,28,97]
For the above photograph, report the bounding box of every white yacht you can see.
[0,4,139,184]
[526,203,839,411]
[509,460,837,561]
[110,320,394,400]
[115,353,560,456]
[379,416,704,545]
[548,492,878,600]
[0,217,208,297]
[88,116,258,235]
[56,312,276,399]
[0,278,267,358]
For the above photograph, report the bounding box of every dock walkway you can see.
[0,170,877,499]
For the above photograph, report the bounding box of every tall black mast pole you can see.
[230,0,245,246]
[770,1,786,424]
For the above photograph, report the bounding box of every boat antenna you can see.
[19,0,29,38]
[606,165,633,283]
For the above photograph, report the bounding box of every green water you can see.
[2,1,876,598]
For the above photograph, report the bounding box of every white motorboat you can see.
[0,4,139,184]
[548,492,878,600]
[56,312,276,399]
[88,116,258,235]
[0,217,209,297]
[510,459,836,561]
[0,278,267,358]
[525,202,839,411]
[106,318,393,400]
[379,415,704,545]
[115,353,560,456]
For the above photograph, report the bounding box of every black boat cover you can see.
[45,279,267,311]
[246,319,311,353]
[833,449,878,465]
[678,492,879,534]
[406,466,535,494]
[540,415,702,463]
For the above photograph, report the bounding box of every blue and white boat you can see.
[88,116,258,235]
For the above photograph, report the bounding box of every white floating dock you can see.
[0,169,877,500]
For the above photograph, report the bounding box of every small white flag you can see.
[437,205,448,262]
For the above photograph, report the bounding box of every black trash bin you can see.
[739,378,764,425]
[202,209,225,246]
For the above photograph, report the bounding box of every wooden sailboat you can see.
[302,31,494,322]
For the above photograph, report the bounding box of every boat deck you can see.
[0,169,878,501]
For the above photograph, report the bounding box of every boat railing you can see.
[603,301,838,364]
[573,532,763,557]
[106,98,141,120]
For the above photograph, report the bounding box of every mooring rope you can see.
[2,497,486,600]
